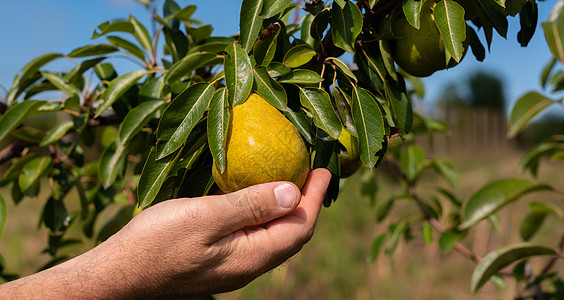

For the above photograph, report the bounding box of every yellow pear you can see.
[391,0,447,77]
[212,93,310,193]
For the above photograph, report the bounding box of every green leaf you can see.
[0,195,6,241]
[520,212,547,241]
[224,42,253,106]
[106,36,146,61]
[165,52,220,84]
[301,14,317,48]
[138,146,183,208]
[267,62,291,77]
[239,0,264,53]
[67,44,119,58]
[253,66,288,110]
[402,0,424,29]
[167,4,197,21]
[40,121,74,146]
[467,25,485,62]
[129,16,153,52]
[327,57,357,83]
[310,8,330,40]
[261,0,294,18]
[0,100,45,143]
[283,44,316,68]
[471,243,556,293]
[370,233,388,262]
[439,230,463,253]
[384,82,413,134]
[19,157,53,192]
[208,88,229,173]
[430,158,459,187]
[399,145,425,184]
[298,87,341,139]
[41,72,82,98]
[253,25,279,66]
[508,91,555,138]
[422,221,433,245]
[331,1,363,53]
[351,87,385,168]
[278,69,324,84]
[542,12,564,64]
[334,0,346,8]
[433,0,467,62]
[518,142,560,176]
[541,58,557,89]
[283,105,314,144]
[92,20,134,39]
[6,53,63,105]
[95,63,118,81]
[460,179,552,230]
[99,141,129,188]
[119,101,164,145]
[386,220,408,255]
[156,83,214,159]
[95,70,149,117]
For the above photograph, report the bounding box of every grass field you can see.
[1,146,563,299]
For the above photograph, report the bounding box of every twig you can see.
[385,156,483,264]
[539,229,564,276]
[0,140,33,165]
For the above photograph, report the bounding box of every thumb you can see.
[205,181,301,240]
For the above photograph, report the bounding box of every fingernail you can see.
[274,183,296,209]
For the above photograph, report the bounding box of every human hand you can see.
[0,168,331,299]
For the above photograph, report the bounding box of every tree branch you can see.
[385,156,483,264]
[0,140,33,165]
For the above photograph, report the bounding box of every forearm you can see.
[0,238,143,299]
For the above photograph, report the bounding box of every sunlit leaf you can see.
[0,100,45,143]
[40,121,74,146]
[19,157,53,192]
[41,72,82,98]
[165,52,219,83]
[253,66,287,110]
[351,87,385,168]
[331,1,363,53]
[298,87,341,139]
[208,88,229,173]
[99,141,129,188]
[129,16,153,52]
[156,83,213,159]
[508,91,556,138]
[67,44,119,58]
[239,0,264,53]
[402,0,424,29]
[471,243,556,293]
[261,0,294,18]
[119,101,164,145]
[283,44,316,68]
[460,179,552,230]
[138,147,183,208]
[278,69,324,84]
[224,42,253,106]
[95,70,149,117]
[433,0,467,62]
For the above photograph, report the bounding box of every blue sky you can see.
[0,0,557,115]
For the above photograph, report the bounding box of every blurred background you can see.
[1,1,564,299]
